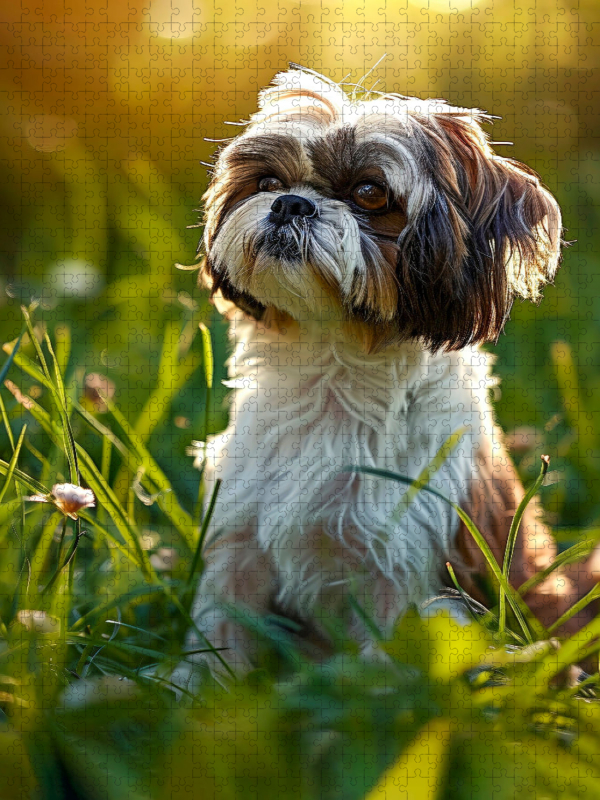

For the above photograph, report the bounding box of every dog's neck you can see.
[224,309,425,374]
[225,307,415,360]
[222,310,439,437]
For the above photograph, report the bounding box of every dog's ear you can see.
[394,112,562,351]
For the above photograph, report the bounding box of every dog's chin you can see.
[237,263,345,324]
[210,225,349,324]
[213,256,344,324]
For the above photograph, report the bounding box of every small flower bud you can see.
[25,483,96,519]
[51,484,95,519]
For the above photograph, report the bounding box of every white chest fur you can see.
[198,312,495,622]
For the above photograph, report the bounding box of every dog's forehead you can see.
[234,84,486,169]
[244,96,412,140]
[232,99,411,165]
[224,123,398,192]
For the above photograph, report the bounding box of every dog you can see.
[182,65,598,678]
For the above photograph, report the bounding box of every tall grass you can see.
[1,310,600,800]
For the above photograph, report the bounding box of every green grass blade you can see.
[186,478,221,589]
[99,435,112,529]
[72,400,137,467]
[517,536,600,597]
[535,613,600,682]
[2,379,53,430]
[77,510,143,568]
[69,584,167,632]
[1,341,54,392]
[23,438,53,478]
[0,424,27,504]
[100,432,112,481]
[165,589,235,678]
[216,600,304,668]
[194,323,215,526]
[67,634,173,662]
[344,465,544,642]
[0,387,152,578]
[73,443,155,580]
[0,326,26,387]
[42,523,86,595]
[43,330,79,484]
[552,526,600,544]
[0,392,15,449]
[0,457,51,496]
[132,320,199,444]
[547,581,600,634]
[16,308,77,486]
[102,393,195,552]
[445,562,484,625]
[199,322,214,391]
[27,510,63,600]
[450,505,538,643]
[21,305,52,387]
[499,455,549,635]
[53,325,71,377]
[0,499,23,532]
[551,341,596,483]
[392,427,467,522]
[101,620,168,642]
[199,321,214,438]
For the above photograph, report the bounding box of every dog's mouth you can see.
[245,217,312,266]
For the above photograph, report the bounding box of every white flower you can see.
[149,547,180,572]
[16,610,60,634]
[26,483,95,519]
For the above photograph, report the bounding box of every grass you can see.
[1,308,600,800]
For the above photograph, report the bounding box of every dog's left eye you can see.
[352,182,388,211]
[258,176,285,192]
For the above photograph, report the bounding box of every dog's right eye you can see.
[258,176,285,192]
[351,182,389,211]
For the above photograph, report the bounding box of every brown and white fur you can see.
[182,65,597,679]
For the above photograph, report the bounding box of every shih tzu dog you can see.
[183,65,597,677]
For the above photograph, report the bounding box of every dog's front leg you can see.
[184,525,279,677]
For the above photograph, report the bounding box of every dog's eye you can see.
[352,182,388,211]
[258,176,285,192]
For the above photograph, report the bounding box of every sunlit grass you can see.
[0,311,600,798]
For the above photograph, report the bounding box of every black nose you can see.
[270,194,317,225]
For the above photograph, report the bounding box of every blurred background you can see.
[1,0,599,531]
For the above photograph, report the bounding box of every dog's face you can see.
[200,66,561,351]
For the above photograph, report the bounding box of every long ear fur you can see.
[395,112,562,351]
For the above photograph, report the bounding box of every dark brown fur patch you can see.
[307,130,396,199]
[392,115,561,351]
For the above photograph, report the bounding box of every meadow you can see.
[1,0,600,796]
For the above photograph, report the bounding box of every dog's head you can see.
[200,65,561,351]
